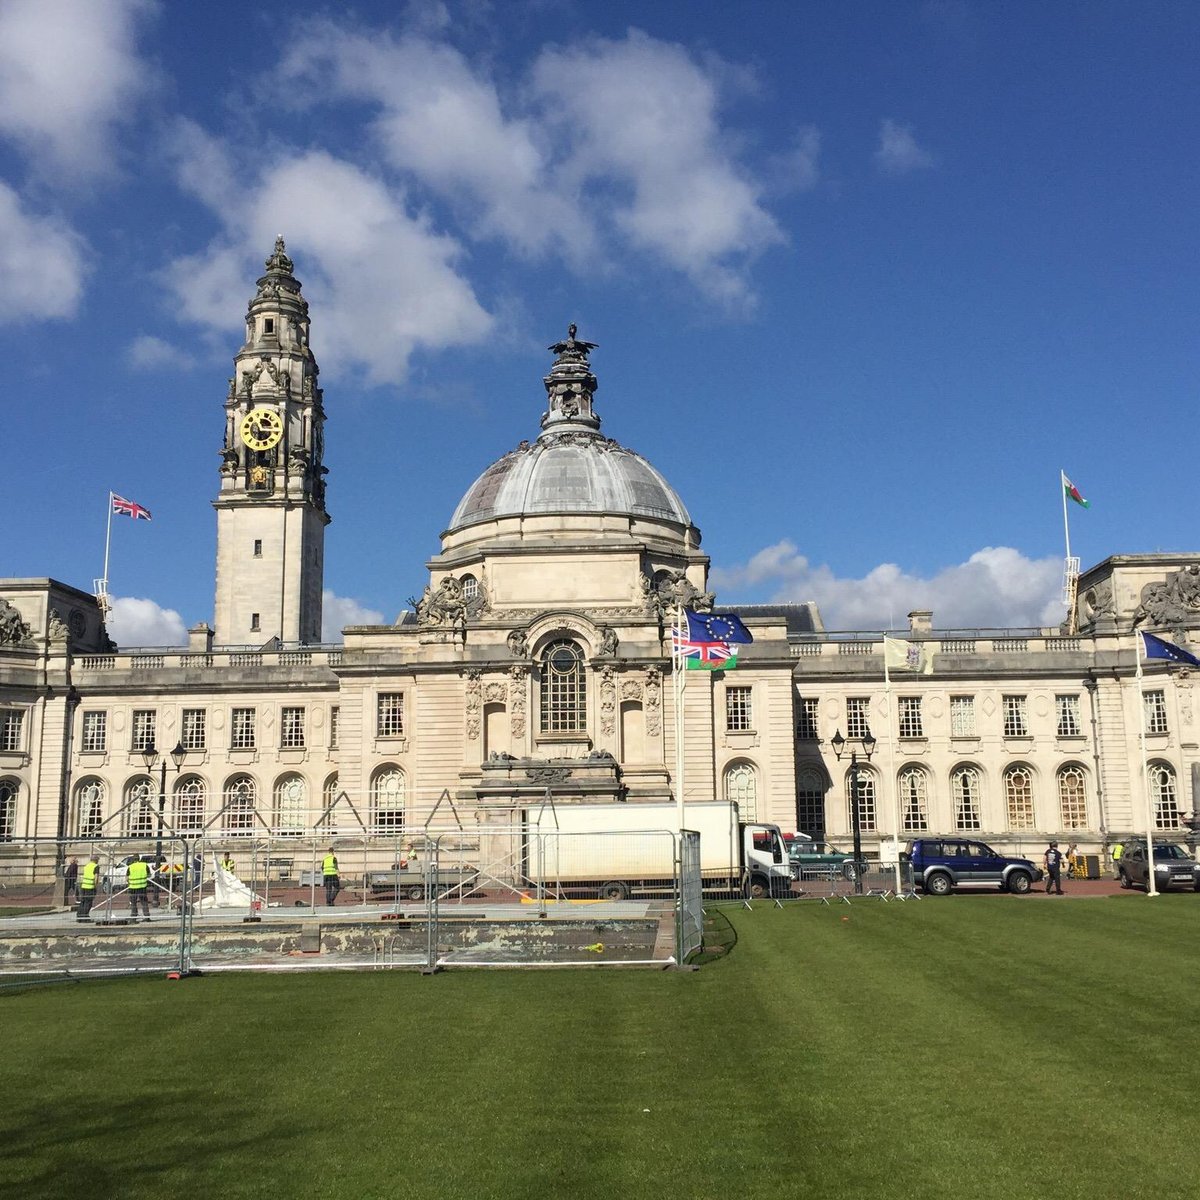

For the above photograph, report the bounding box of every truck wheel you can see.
[1007,871,1032,895]
[748,876,769,900]
[599,881,629,901]
[841,862,860,883]
[407,885,425,902]
[1118,870,1130,890]
[926,872,953,896]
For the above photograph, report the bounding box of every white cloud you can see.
[769,125,821,194]
[532,31,782,304]
[711,541,1063,630]
[165,133,496,384]
[127,334,195,370]
[874,118,934,175]
[322,591,385,642]
[0,181,88,321]
[277,24,778,304]
[279,28,587,262]
[0,0,155,180]
[107,596,187,648]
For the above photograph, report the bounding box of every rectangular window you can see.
[329,706,340,749]
[1002,695,1028,738]
[231,707,256,749]
[796,697,819,741]
[80,711,107,753]
[726,686,752,732]
[846,697,871,740]
[281,706,305,748]
[950,696,975,737]
[181,709,207,751]
[1144,690,1168,735]
[377,693,405,738]
[795,782,825,837]
[250,613,261,632]
[131,709,156,752]
[1056,694,1082,737]
[0,709,25,753]
[253,539,262,557]
[897,697,923,739]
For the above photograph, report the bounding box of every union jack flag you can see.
[112,494,152,521]
[672,630,738,670]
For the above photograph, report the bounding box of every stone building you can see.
[2,242,1198,865]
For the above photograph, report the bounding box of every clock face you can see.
[240,407,284,451]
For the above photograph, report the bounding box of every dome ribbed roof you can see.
[445,327,692,534]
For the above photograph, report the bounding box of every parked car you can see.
[1117,840,1200,892]
[786,835,867,882]
[906,837,1043,896]
[100,854,157,893]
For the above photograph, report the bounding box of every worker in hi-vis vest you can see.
[127,857,151,920]
[322,848,340,906]
[78,854,100,921]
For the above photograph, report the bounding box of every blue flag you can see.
[1142,631,1200,668]
[685,610,753,644]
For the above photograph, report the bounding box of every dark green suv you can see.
[787,836,867,882]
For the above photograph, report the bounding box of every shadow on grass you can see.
[688,908,737,966]
[3,1090,320,1194]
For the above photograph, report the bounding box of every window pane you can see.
[540,641,586,733]
[726,687,752,732]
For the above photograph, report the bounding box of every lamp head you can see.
[140,745,158,771]
[170,741,187,769]
[830,729,846,759]
[863,732,877,758]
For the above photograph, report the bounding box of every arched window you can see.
[1057,766,1088,829]
[125,777,156,837]
[951,766,982,831]
[371,767,405,833]
[796,767,826,837]
[1149,763,1181,829]
[898,766,929,833]
[723,762,758,820]
[0,778,17,842]
[174,776,206,834]
[848,771,876,832]
[461,574,479,603]
[274,774,307,835]
[540,640,586,733]
[1004,766,1035,829]
[320,774,339,830]
[223,775,256,836]
[75,778,105,837]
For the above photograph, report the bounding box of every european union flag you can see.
[685,611,753,644]
[1141,631,1200,668]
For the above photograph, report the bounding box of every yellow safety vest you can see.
[128,860,150,890]
[322,854,338,877]
[81,861,99,891]
[221,859,236,874]
[1113,843,1123,861]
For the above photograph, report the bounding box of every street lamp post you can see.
[141,741,187,864]
[831,728,877,895]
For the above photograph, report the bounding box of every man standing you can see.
[1112,840,1124,881]
[1044,842,1064,895]
[64,857,79,907]
[322,847,340,907]
[220,851,237,877]
[77,854,100,920]
[127,857,152,921]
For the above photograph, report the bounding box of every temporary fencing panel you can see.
[677,829,703,962]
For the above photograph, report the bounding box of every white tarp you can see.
[198,855,265,910]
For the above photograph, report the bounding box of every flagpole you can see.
[1135,630,1158,897]
[1060,469,1072,564]
[94,491,115,624]
[674,601,686,833]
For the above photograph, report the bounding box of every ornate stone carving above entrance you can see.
[0,599,32,645]
[1133,565,1200,631]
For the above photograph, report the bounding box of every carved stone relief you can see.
[509,665,528,740]
[0,599,32,645]
[1134,565,1200,631]
[640,569,714,618]
[644,668,662,736]
[465,669,482,741]
[599,665,616,737]
[47,609,69,642]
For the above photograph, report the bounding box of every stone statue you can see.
[1132,566,1200,629]
[0,599,32,645]
[598,626,619,656]
[642,569,715,617]
[47,609,69,642]
[414,576,468,628]
[507,628,529,657]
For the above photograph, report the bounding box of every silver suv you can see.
[1118,841,1200,892]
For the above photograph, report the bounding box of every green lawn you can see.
[3,897,1197,1200]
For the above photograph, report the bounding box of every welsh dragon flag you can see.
[1062,472,1090,509]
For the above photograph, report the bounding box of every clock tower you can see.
[212,237,329,646]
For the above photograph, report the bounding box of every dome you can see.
[448,432,692,531]
[445,326,693,536]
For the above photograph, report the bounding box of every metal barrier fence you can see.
[0,824,694,977]
[782,859,919,904]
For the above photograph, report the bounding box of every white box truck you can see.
[521,801,792,900]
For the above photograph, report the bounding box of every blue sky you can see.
[2,0,1196,645]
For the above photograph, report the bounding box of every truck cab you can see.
[746,824,792,898]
